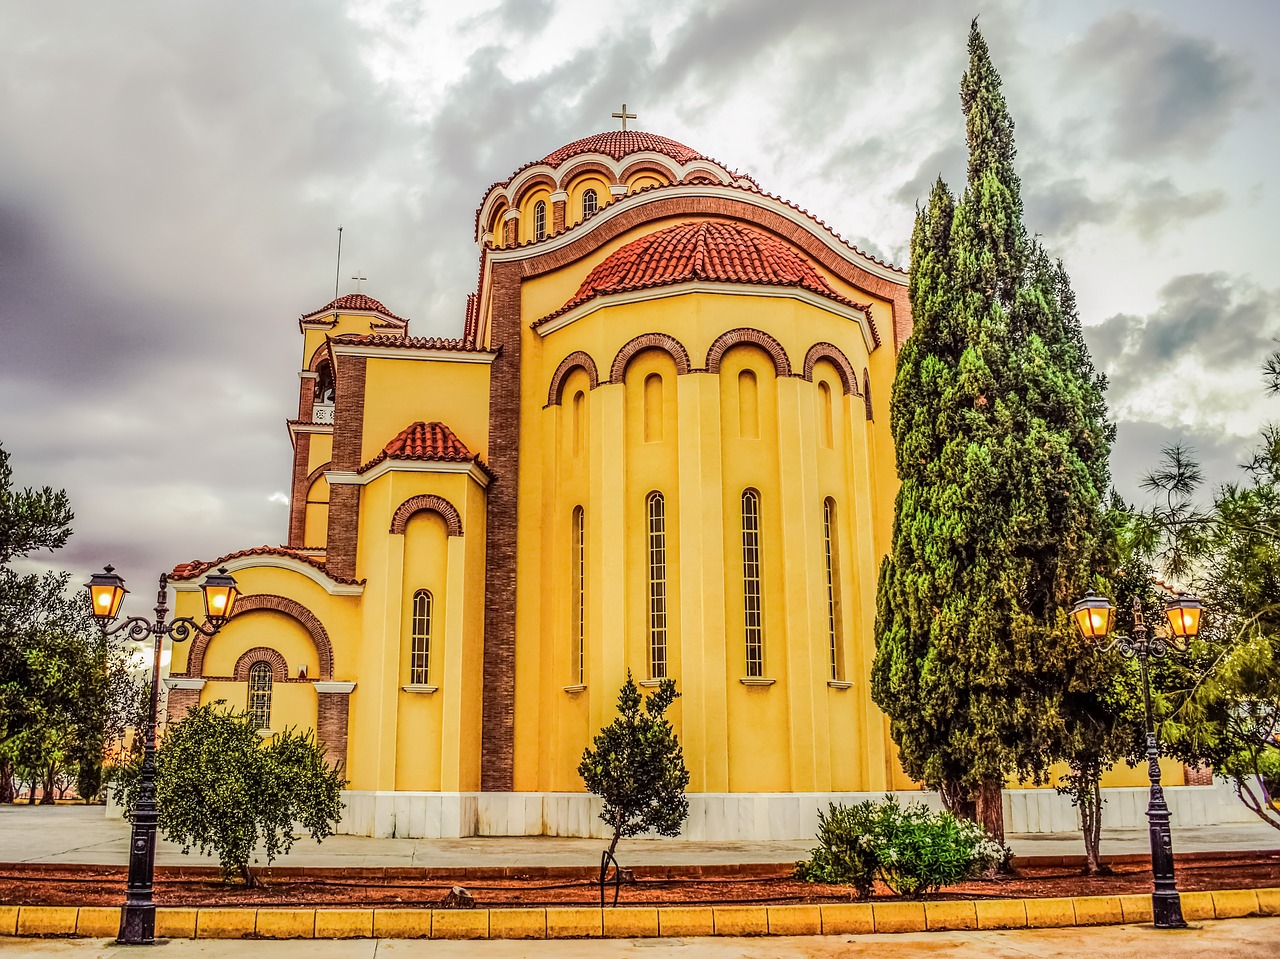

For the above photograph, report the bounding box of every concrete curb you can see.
[1,888,1277,940]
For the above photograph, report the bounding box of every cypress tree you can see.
[871,21,1113,843]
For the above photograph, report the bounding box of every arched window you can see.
[582,188,598,217]
[863,368,873,421]
[738,369,759,439]
[572,390,586,457]
[644,373,663,443]
[247,662,273,730]
[741,489,764,677]
[410,589,432,685]
[534,200,547,241]
[647,491,668,679]
[818,380,834,448]
[573,506,586,684]
[314,360,335,404]
[824,498,844,681]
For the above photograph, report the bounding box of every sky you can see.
[1,0,1277,587]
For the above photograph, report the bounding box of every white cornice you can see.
[535,281,876,353]
[315,681,357,694]
[328,459,491,489]
[170,555,363,596]
[328,343,496,364]
[287,421,333,444]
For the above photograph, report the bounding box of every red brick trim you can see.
[181,594,334,681]
[317,691,351,770]
[619,160,675,184]
[306,461,332,490]
[288,431,312,549]
[165,687,201,724]
[326,355,366,578]
[802,342,859,395]
[233,646,289,682]
[609,333,692,384]
[556,160,616,189]
[504,217,518,247]
[680,172,720,184]
[863,368,873,421]
[511,173,557,209]
[705,328,792,378]
[552,199,566,235]
[389,493,463,536]
[546,351,601,406]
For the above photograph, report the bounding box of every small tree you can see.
[578,672,689,882]
[115,703,345,883]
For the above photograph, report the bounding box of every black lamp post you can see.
[87,564,239,945]
[1069,589,1203,929]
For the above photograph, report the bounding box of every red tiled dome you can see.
[382,422,473,462]
[300,293,407,324]
[537,220,856,325]
[542,131,706,167]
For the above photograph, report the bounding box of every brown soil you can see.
[2,854,1278,909]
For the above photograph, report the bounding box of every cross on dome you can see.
[611,103,636,131]
[351,270,368,293]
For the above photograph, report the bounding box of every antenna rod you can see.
[334,226,343,299]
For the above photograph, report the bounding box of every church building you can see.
[163,126,1207,839]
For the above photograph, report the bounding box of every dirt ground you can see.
[2,853,1278,908]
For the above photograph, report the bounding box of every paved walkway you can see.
[1,806,1276,869]
[1,918,1278,957]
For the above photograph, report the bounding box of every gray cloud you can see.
[1063,12,1252,160]
[1109,419,1247,506]
[1022,175,1227,243]
[1125,178,1227,241]
[893,144,968,208]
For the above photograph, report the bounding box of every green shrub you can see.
[795,796,1005,898]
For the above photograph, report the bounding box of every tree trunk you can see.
[939,778,976,821]
[974,777,1005,846]
[39,761,56,805]
[1080,774,1104,874]
[0,761,15,804]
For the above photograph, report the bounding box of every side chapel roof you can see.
[300,293,408,325]
[358,421,491,476]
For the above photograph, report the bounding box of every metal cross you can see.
[351,271,367,293]
[611,103,636,131]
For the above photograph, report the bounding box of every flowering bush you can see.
[795,796,1006,898]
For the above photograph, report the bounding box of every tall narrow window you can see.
[647,492,668,679]
[818,380,834,448]
[572,390,586,457]
[247,662,273,730]
[582,188,598,217]
[573,506,586,684]
[534,200,547,240]
[644,373,663,442]
[411,589,432,685]
[741,489,764,677]
[738,369,759,439]
[863,368,873,421]
[824,498,845,681]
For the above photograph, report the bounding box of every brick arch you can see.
[390,493,463,537]
[705,329,792,378]
[184,593,334,681]
[546,351,600,407]
[802,343,859,396]
[233,646,288,682]
[609,333,692,384]
[619,160,676,185]
[511,173,558,208]
[863,368,874,421]
[306,461,332,487]
[486,200,510,236]
[557,161,616,190]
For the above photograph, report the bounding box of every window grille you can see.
[824,498,844,680]
[247,661,273,730]
[411,589,432,685]
[534,200,547,240]
[583,188,598,216]
[573,506,586,684]
[742,489,764,677]
[647,491,668,679]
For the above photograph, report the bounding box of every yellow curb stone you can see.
[974,899,1026,929]
[256,908,316,939]
[925,900,977,931]
[195,908,256,939]
[713,906,769,936]
[489,908,547,939]
[431,909,489,940]
[314,909,373,939]
[1180,891,1215,921]
[603,907,660,938]
[75,907,121,938]
[820,903,875,935]
[17,907,79,937]
[1118,894,1153,925]
[1212,889,1260,919]
[873,901,926,934]
[1025,897,1075,928]
[155,908,198,939]
[767,905,821,936]
[373,909,431,939]
[0,905,18,937]
[545,906,602,938]
[1072,896,1123,926]
[1255,888,1280,916]
[657,906,715,938]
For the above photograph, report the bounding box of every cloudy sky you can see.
[1,0,1277,586]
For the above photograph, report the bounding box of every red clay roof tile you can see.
[541,131,706,166]
[358,421,491,476]
[330,333,487,352]
[300,293,408,324]
[170,546,361,585]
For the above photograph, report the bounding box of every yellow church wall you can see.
[357,357,491,465]
[518,187,553,244]
[307,432,333,471]
[196,679,317,735]
[565,175,613,229]
[626,173,667,193]
[200,609,320,679]
[304,475,330,548]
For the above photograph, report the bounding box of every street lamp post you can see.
[86,564,239,946]
[1069,590,1202,929]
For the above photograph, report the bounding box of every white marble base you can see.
[335,782,1250,839]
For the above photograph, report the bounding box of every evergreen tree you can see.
[872,21,1113,842]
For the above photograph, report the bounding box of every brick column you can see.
[315,682,356,770]
[550,191,567,234]
[503,210,520,247]
[325,355,366,579]
[163,679,205,725]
